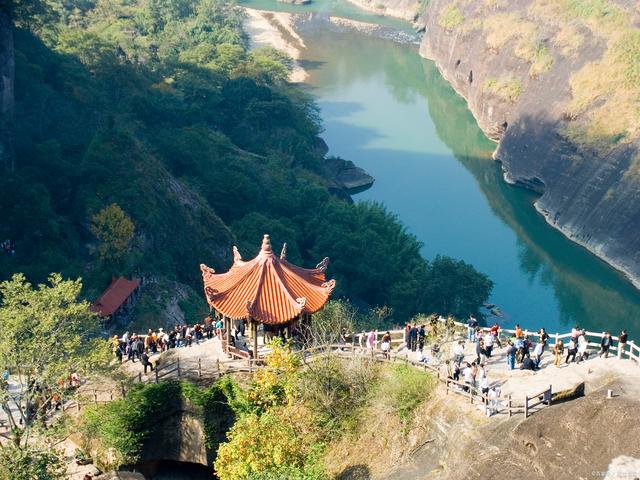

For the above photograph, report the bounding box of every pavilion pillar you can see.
[223,316,230,353]
[251,318,258,359]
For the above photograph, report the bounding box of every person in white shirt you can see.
[484,334,494,357]
[577,333,589,363]
[478,364,489,396]
[533,342,544,369]
[463,363,475,392]
[453,341,465,364]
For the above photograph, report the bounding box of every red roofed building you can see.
[92,277,141,319]
[201,234,335,358]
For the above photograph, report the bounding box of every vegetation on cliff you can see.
[0,274,113,479]
[0,0,492,325]
[427,0,640,154]
[214,338,436,479]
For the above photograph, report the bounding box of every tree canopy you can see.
[1,0,493,326]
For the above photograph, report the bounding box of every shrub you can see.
[298,355,378,433]
[0,444,66,480]
[439,5,464,30]
[214,410,326,480]
[377,363,436,421]
[484,78,523,102]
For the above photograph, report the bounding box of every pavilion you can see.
[200,234,335,359]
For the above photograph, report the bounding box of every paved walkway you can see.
[399,337,640,401]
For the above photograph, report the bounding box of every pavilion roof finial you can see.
[233,246,243,264]
[261,234,272,253]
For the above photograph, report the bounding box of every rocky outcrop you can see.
[369,0,640,288]
[345,0,421,21]
[445,383,640,480]
[324,157,375,195]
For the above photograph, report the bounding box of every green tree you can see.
[90,203,135,262]
[422,255,493,318]
[0,273,112,446]
[0,443,66,480]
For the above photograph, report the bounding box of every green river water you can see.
[241,0,640,336]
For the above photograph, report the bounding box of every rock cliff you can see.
[349,0,640,289]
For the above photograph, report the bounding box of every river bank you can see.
[243,8,308,82]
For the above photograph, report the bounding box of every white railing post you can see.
[629,340,636,360]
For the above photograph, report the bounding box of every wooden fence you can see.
[64,317,638,415]
[356,319,640,363]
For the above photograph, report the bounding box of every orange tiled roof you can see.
[92,277,141,317]
[200,235,335,325]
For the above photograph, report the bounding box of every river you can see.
[240,0,640,338]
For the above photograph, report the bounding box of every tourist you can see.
[533,341,544,369]
[490,323,501,348]
[453,340,465,364]
[486,386,501,416]
[404,323,411,348]
[576,332,589,363]
[467,314,478,342]
[565,338,577,363]
[416,349,428,363]
[381,331,392,359]
[141,351,153,374]
[618,329,628,358]
[599,332,613,358]
[463,362,475,392]
[506,340,516,370]
[475,338,485,365]
[452,361,461,382]
[515,336,525,365]
[359,330,366,349]
[417,324,426,352]
[523,335,531,358]
[484,333,494,358]
[442,359,453,380]
[515,324,523,339]
[571,325,580,341]
[409,323,418,352]
[553,340,564,367]
[366,330,376,351]
[539,328,549,350]
[478,363,489,397]
[520,355,535,371]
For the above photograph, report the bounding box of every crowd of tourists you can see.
[111,316,227,373]
[366,315,631,406]
[440,316,630,395]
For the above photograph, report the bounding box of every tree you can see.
[422,255,493,318]
[0,443,66,480]
[0,273,112,448]
[90,203,135,262]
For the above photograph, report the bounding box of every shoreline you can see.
[243,8,308,82]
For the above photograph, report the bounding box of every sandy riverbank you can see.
[243,8,308,82]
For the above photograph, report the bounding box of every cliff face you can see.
[350,0,640,288]
[417,0,640,288]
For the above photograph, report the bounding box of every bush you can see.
[377,363,436,421]
[0,444,66,480]
[439,5,464,30]
[214,410,326,480]
[298,355,378,433]
[483,78,522,102]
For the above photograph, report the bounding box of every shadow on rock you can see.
[336,464,371,480]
